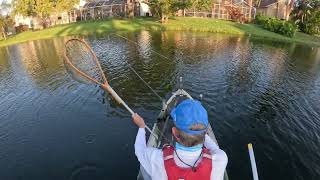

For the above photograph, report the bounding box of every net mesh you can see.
[64,39,106,85]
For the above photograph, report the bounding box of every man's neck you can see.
[175,142,203,152]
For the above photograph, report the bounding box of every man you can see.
[132,99,228,180]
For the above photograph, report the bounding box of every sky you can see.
[0,0,11,5]
[0,0,12,15]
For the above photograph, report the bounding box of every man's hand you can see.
[132,113,146,128]
[101,83,109,90]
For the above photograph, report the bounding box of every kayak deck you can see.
[137,89,229,180]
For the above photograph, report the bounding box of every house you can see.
[256,0,294,20]
[81,0,151,20]
[15,11,78,30]
[179,0,254,22]
[14,0,85,32]
[14,0,86,30]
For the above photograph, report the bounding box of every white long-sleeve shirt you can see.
[135,128,228,180]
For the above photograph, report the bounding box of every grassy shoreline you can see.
[1,17,320,47]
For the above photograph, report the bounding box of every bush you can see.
[255,14,296,37]
[227,7,245,23]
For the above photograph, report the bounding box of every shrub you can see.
[227,7,245,23]
[255,14,297,37]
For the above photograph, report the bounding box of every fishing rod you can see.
[85,35,261,180]
[113,34,261,179]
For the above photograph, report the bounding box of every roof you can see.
[258,0,278,8]
[83,0,126,8]
[233,0,251,7]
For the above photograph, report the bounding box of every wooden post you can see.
[80,8,83,21]
[211,3,214,18]
[193,7,195,17]
[218,4,220,19]
[68,12,70,23]
[110,5,112,17]
[248,0,253,21]
[215,4,217,18]
[125,4,127,17]
[276,2,279,19]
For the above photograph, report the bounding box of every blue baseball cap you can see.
[170,99,208,135]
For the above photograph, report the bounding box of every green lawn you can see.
[1,17,320,47]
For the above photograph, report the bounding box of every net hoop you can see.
[64,38,107,85]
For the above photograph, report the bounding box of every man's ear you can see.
[172,127,180,141]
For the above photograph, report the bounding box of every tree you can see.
[0,15,14,40]
[147,0,175,23]
[146,0,211,21]
[192,0,212,11]
[13,0,33,16]
[54,0,79,14]
[253,0,262,7]
[171,0,192,16]
[291,0,320,35]
[12,0,79,28]
[33,0,53,18]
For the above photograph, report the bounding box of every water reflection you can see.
[0,32,319,180]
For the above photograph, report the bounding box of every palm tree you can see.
[253,0,262,7]
[291,0,320,34]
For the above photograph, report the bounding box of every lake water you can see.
[0,31,319,180]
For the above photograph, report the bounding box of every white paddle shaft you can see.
[248,143,259,180]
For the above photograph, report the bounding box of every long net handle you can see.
[65,38,157,138]
[101,84,134,114]
[101,84,156,136]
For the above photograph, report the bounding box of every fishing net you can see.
[64,38,107,85]
[63,38,162,139]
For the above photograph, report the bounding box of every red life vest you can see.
[162,145,212,180]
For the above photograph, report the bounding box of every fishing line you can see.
[113,33,172,61]
[64,38,158,139]
[90,39,164,102]
[65,38,173,144]
[105,33,184,92]
[88,38,174,145]
[112,32,227,89]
